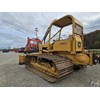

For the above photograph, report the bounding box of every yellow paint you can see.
[74,35,82,52]
[53,39,71,52]
[19,55,26,65]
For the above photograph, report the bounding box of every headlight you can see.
[78,42,81,48]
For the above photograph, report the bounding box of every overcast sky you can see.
[0,12,100,49]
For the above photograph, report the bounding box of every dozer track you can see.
[25,54,74,83]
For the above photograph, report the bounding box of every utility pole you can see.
[35,28,39,38]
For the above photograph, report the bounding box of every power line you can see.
[85,25,100,30]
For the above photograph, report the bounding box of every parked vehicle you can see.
[2,49,9,53]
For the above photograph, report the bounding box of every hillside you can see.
[84,30,100,49]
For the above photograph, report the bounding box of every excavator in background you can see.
[24,37,42,53]
[19,15,95,82]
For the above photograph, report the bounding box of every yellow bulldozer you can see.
[19,15,95,82]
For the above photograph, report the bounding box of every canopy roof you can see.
[53,15,83,28]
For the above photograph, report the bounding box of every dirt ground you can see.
[0,52,100,87]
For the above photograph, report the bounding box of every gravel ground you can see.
[0,52,100,87]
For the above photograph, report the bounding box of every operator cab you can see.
[41,15,83,53]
